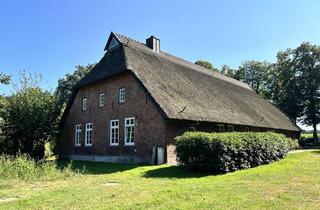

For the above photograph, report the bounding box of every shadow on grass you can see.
[143,165,211,179]
[57,160,145,175]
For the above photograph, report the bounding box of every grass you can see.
[0,155,78,183]
[1,151,320,209]
[301,133,319,138]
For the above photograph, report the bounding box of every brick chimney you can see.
[146,36,160,52]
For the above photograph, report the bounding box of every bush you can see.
[175,132,294,174]
[0,154,78,182]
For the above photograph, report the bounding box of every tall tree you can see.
[294,43,320,141]
[195,60,219,71]
[272,49,305,124]
[55,64,95,110]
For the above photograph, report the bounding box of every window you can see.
[217,124,225,133]
[75,124,81,146]
[85,123,93,146]
[227,125,234,132]
[82,98,87,110]
[125,117,135,145]
[108,37,119,50]
[99,94,105,107]
[245,127,250,132]
[110,120,119,146]
[119,88,125,103]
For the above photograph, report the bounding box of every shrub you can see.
[175,132,294,174]
[0,154,78,182]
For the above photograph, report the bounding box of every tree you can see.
[235,60,271,96]
[195,60,219,71]
[269,49,305,124]
[294,43,320,142]
[1,72,59,159]
[55,64,94,110]
[0,72,10,85]
[220,65,236,78]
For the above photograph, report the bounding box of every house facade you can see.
[59,32,301,164]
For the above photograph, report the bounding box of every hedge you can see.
[175,132,294,174]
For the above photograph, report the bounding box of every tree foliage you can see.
[195,60,219,71]
[0,72,10,85]
[55,64,94,110]
[1,73,59,159]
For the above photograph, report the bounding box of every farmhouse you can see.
[59,32,301,164]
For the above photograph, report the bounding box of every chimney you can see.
[146,36,160,52]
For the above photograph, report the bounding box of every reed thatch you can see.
[61,32,300,132]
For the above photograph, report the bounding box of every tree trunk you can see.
[312,123,318,145]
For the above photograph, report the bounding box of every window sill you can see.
[85,145,92,147]
[75,145,81,147]
[109,144,119,147]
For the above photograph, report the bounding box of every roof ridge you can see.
[113,32,252,90]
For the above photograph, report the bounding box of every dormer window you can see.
[108,37,119,51]
[82,98,87,111]
[119,88,125,103]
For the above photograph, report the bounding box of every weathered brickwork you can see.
[59,72,165,163]
[59,72,300,164]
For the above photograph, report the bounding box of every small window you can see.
[108,37,119,50]
[119,88,125,103]
[82,98,87,110]
[245,127,250,132]
[227,125,234,132]
[110,119,119,146]
[75,124,81,146]
[217,124,225,133]
[99,94,105,107]
[125,117,135,146]
[85,123,93,146]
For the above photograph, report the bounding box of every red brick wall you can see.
[59,72,165,162]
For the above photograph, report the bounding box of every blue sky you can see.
[1,0,320,129]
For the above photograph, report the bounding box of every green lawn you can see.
[1,151,320,209]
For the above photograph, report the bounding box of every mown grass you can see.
[0,151,320,209]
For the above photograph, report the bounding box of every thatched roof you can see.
[62,32,300,132]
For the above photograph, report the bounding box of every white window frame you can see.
[119,88,125,103]
[99,93,105,107]
[217,124,225,133]
[85,123,93,146]
[110,119,119,146]
[227,125,234,132]
[75,124,81,146]
[82,98,87,110]
[124,117,135,146]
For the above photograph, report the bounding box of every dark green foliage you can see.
[175,132,293,174]
[55,64,95,110]
[195,60,219,72]
[1,73,60,159]
[0,72,10,85]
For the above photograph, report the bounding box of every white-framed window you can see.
[75,124,81,146]
[99,93,105,107]
[85,123,93,146]
[82,98,87,110]
[227,125,234,132]
[124,117,135,146]
[217,124,225,133]
[119,88,125,103]
[110,119,119,146]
